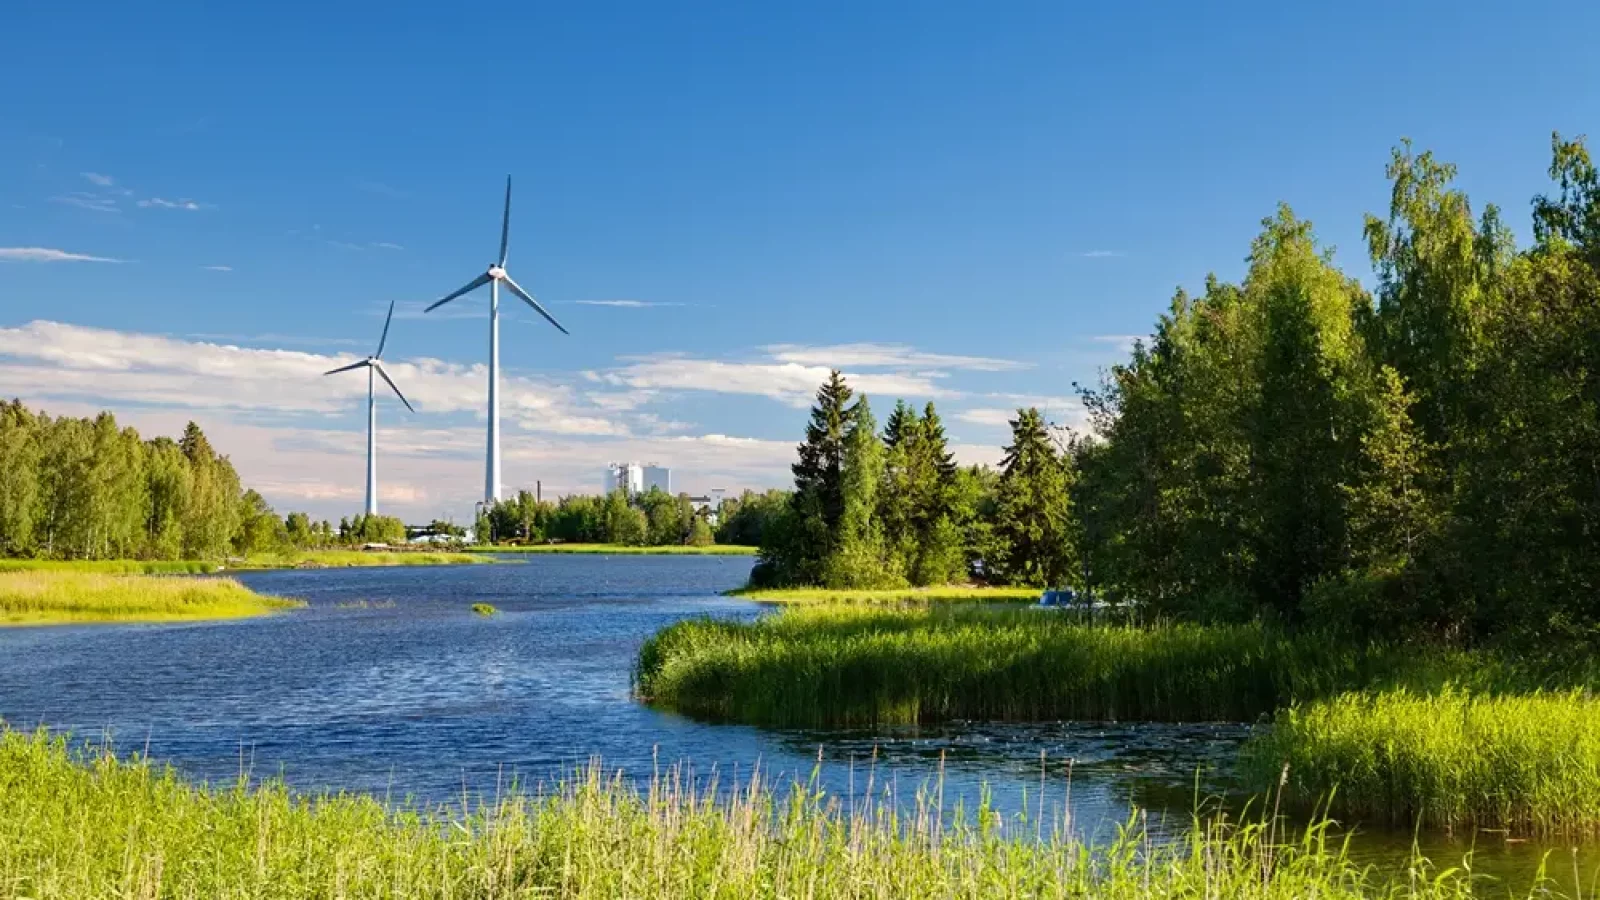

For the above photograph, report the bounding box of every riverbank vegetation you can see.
[635,608,1520,727]
[1244,688,1600,835]
[471,485,775,551]
[0,728,1522,900]
[730,585,1038,603]
[0,570,301,625]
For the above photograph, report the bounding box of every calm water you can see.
[0,555,1585,890]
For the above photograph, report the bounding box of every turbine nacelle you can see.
[488,265,506,280]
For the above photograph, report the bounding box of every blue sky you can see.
[3,1,1598,522]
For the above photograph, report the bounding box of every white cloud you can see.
[137,197,207,211]
[573,300,684,308]
[81,172,115,187]
[1079,250,1125,258]
[765,342,1026,372]
[202,265,233,272]
[601,354,957,407]
[0,247,121,263]
[371,241,404,251]
[953,408,1017,428]
[51,192,121,213]
[957,394,1088,431]
[1090,334,1142,353]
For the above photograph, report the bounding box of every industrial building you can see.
[604,462,671,496]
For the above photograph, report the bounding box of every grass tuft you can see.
[471,602,498,616]
[729,585,1041,604]
[0,727,1512,899]
[0,570,302,626]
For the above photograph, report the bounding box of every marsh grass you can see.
[729,585,1041,604]
[635,606,1517,727]
[0,558,220,575]
[471,543,759,555]
[472,602,499,616]
[0,570,302,625]
[232,550,490,569]
[1243,687,1600,836]
[0,728,1526,900]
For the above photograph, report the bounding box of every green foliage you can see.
[1244,687,1600,835]
[989,409,1074,587]
[470,602,498,616]
[0,727,1500,900]
[713,488,789,546]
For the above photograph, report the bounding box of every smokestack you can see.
[536,480,541,504]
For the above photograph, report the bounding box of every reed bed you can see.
[635,606,1502,727]
[0,728,1520,900]
[729,585,1041,604]
[1243,687,1600,836]
[0,570,301,625]
[471,542,759,555]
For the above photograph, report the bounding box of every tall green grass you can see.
[0,558,221,575]
[0,728,1521,899]
[1243,687,1600,835]
[635,606,1515,727]
[0,570,302,625]
[729,585,1041,604]
[470,542,759,555]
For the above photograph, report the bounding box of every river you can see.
[0,555,1585,891]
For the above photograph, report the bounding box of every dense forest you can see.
[760,135,1600,647]
[0,401,408,559]
[474,486,788,547]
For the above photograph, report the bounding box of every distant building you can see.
[643,465,671,494]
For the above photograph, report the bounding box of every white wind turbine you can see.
[424,176,568,504]
[324,301,414,516]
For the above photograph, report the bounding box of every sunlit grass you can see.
[470,542,759,555]
[0,728,1516,900]
[0,570,302,626]
[471,602,498,616]
[729,585,1041,604]
[0,558,221,575]
[636,605,1516,727]
[1244,687,1600,835]
[232,550,490,569]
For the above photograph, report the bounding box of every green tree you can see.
[989,408,1074,587]
[822,395,901,588]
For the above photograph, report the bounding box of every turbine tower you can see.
[324,301,414,516]
[424,176,568,504]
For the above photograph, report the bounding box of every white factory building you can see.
[604,462,671,496]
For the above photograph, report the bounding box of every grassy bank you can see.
[470,542,758,555]
[0,558,221,575]
[0,728,1513,900]
[635,606,1505,727]
[1244,687,1600,835]
[730,585,1040,604]
[0,570,302,626]
[230,550,489,569]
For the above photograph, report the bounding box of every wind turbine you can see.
[324,301,414,516]
[424,176,568,504]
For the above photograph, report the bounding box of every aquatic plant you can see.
[471,602,498,616]
[635,606,1519,727]
[1243,687,1600,835]
[232,550,489,569]
[0,728,1520,899]
[0,571,301,626]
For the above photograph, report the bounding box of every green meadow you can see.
[729,585,1040,604]
[0,728,1523,900]
[0,570,302,626]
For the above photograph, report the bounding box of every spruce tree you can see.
[791,370,853,532]
[991,407,1074,587]
[823,395,901,588]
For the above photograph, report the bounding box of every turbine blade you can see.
[499,175,512,266]
[373,361,415,413]
[375,300,395,358]
[323,359,370,376]
[425,272,492,312]
[501,273,569,335]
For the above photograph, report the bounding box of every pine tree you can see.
[791,370,853,532]
[823,395,901,588]
[991,408,1074,587]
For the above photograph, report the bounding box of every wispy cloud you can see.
[80,172,115,187]
[0,247,122,263]
[1090,334,1142,353]
[765,342,1028,373]
[327,240,404,252]
[137,197,209,211]
[51,192,121,213]
[201,265,233,272]
[572,299,684,309]
[371,241,404,251]
[1078,250,1125,259]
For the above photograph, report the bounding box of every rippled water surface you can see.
[0,555,1588,889]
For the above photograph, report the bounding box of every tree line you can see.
[474,487,719,546]
[0,401,410,559]
[760,134,1600,647]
